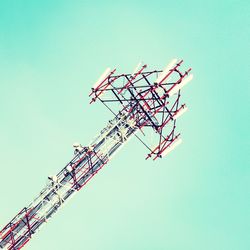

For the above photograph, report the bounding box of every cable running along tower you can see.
[0,59,193,249]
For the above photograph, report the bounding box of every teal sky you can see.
[0,1,249,250]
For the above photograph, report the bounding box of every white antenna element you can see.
[93,68,111,89]
[73,143,84,154]
[73,142,81,147]
[50,175,58,182]
[168,74,193,97]
[172,105,188,120]
[155,58,178,84]
[66,165,73,172]
[161,137,182,157]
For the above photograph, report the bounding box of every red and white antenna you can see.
[0,59,193,250]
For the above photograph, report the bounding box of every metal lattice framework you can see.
[0,59,192,249]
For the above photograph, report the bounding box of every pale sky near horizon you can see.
[0,1,249,250]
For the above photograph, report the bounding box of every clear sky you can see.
[0,1,249,250]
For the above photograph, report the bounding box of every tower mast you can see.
[0,59,193,249]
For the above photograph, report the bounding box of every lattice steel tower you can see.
[0,59,193,249]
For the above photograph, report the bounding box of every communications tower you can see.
[0,59,193,249]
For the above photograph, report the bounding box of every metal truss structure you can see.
[0,59,193,249]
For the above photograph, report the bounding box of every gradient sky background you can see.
[0,1,249,250]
